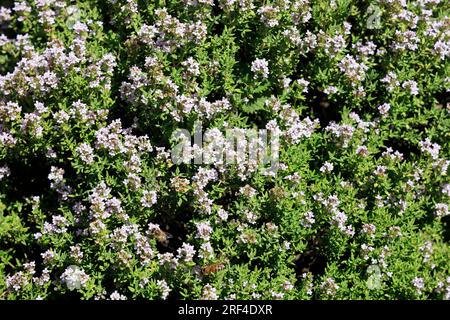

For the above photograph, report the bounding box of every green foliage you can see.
[0,0,448,300]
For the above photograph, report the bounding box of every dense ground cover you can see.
[0,0,449,300]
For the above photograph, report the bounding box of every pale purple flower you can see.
[157,280,171,300]
[320,277,339,296]
[419,138,440,159]
[378,103,391,117]
[257,6,280,27]
[201,284,218,300]
[251,58,269,79]
[435,203,448,218]
[412,277,425,294]
[356,145,369,157]
[301,211,315,228]
[320,161,334,173]
[76,143,94,164]
[141,190,158,208]
[402,80,419,95]
[177,242,196,262]
[195,221,213,241]
[217,208,229,221]
[61,266,89,290]
[324,85,338,95]
[109,291,127,300]
[0,166,10,180]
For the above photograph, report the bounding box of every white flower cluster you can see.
[338,55,368,84]
[251,58,269,79]
[60,266,89,290]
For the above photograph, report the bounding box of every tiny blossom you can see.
[402,80,419,95]
[195,221,213,241]
[324,85,338,95]
[251,58,269,79]
[243,210,258,224]
[257,6,280,27]
[282,77,292,89]
[198,242,214,260]
[325,122,355,147]
[171,176,190,192]
[412,277,425,294]
[442,184,450,197]
[48,166,64,188]
[123,172,141,190]
[320,277,339,296]
[135,233,155,264]
[434,203,449,218]
[381,71,400,91]
[281,280,294,291]
[282,113,319,143]
[338,54,368,84]
[217,208,229,221]
[378,103,391,117]
[0,132,17,147]
[301,211,315,228]
[382,147,404,162]
[323,32,346,57]
[270,290,284,299]
[89,219,106,235]
[283,241,291,250]
[331,210,354,236]
[239,184,257,197]
[182,57,200,76]
[76,143,94,164]
[157,280,171,300]
[157,252,179,269]
[22,261,35,275]
[433,40,450,60]
[266,222,278,233]
[296,78,310,92]
[6,272,28,292]
[109,291,127,300]
[353,40,376,56]
[387,226,403,239]
[201,284,219,300]
[177,242,196,262]
[284,172,301,184]
[42,215,69,235]
[419,241,433,263]
[237,230,257,244]
[61,266,89,290]
[72,21,89,34]
[251,292,262,299]
[0,7,12,23]
[33,268,50,286]
[192,168,218,189]
[0,166,11,180]
[433,158,449,176]
[70,245,84,262]
[419,138,441,159]
[0,101,21,121]
[360,244,375,260]
[320,161,334,173]
[141,190,157,208]
[356,145,369,157]
[361,223,376,237]
[374,165,387,177]
[393,30,420,51]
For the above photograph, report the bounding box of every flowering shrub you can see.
[0,0,449,300]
